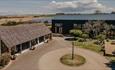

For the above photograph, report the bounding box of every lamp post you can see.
[72,41,74,60]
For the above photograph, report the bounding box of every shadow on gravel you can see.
[106,54,115,57]
[105,61,115,70]
[65,38,75,41]
[105,54,115,70]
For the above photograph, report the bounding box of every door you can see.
[16,45,21,53]
[22,42,30,51]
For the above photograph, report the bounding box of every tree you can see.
[83,20,111,38]
[111,11,115,14]
[2,21,17,26]
[70,29,83,37]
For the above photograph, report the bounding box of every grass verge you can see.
[74,41,102,53]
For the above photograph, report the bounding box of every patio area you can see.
[105,40,115,55]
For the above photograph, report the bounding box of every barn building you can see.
[0,24,52,55]
[52,14,115,35]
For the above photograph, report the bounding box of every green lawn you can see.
[74,41,102,53]
[60,54,86,66]
[74,40,115,62]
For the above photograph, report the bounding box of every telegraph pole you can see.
[72,41,74,60]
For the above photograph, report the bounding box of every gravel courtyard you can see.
[3,37,111,70]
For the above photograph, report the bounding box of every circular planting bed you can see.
[60,54,86,66]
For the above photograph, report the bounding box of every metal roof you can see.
[53,14,115,20]
[0,24,51,48]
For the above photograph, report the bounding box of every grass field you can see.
[74,41,102,53]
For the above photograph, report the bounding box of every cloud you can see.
[48,0,115,13]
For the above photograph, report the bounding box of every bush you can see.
[70,29,83,37]
[75,37,79,40]
[96,34,106,41]
[78,38,86,42]
[0,53,10,67]
[106,39,109,42]
[93,40,101,45]
[82,34,89,39]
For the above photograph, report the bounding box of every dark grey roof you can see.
[0,24,51,48]
[53,14,115,20]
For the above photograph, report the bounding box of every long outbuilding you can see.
[0,24,52,55]
[52,14,115,34]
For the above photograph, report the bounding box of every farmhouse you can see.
[52,14,115,35]
[0,24,52,55]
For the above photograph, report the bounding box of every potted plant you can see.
[10,50,16,60]
[30,46,35,50]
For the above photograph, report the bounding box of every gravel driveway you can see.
[3,37,111,70]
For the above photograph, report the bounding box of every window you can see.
[73,24,78,28]
[55,23,62,27]
[39,36,44,43]
[73,24,81,29]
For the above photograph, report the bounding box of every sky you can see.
[0,0,115,15]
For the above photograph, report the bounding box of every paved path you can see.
[3,37,111,70]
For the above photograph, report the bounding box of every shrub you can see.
[78,38,86,42]
[75,37,79,40]
[93,40,101,45]
[0,53,10,67]
[70,29,83,37]
[82,34,89,39]
[96,34,106,41]
[106,39,109,42]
